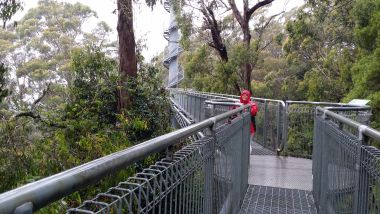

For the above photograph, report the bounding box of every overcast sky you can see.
[12,0,305,60]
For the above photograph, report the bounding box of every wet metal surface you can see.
[251,141,276,156]
[248,155,313,191]
[239,185,317,214]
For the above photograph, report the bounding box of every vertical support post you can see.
[241,109,250,200]
[180,92,183,107]
[282,102,289,151]
[204,124,215,214]
[190,94,193,117]
[263,100,268,148]
[199,96,203,122]
[318,110,329,213]
[14,202,33,214]
[353,126,369,214]
[276,103,281,154]
[193,95,196,119]
[186,93,189,113]
[189,95,192,118]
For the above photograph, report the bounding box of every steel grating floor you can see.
[251,141,276,156]
[239,185,317,214]
[248,155,313,191]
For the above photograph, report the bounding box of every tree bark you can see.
[201,2,228,62]
[117,0,137,112]
[229,0,274,92]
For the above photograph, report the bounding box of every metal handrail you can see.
[316,106,380,141]
[324,106,372,111]
[171,89,287,152]
[177,88,277,101]
[170,98,205,138]
[0,105,249,214]
[179,89,286,108]
[287,100,362,106]
[205,100,242,106]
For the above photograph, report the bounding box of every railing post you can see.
[282,102,289,151]
[241,109,250,200]
[186,93,189,113]
[276,103,281,153]
[204,124,215,214]
[318,111,329,213]
[353,126,369,214]
[197,96,202,122]
[14,202,33,214]
[263,100,268,148]
[180,92,183,107]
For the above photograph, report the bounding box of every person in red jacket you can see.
[239,90,258,136]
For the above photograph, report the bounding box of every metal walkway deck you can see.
[242,141,317,213]
[239,185,317,214]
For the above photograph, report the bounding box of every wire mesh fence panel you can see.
[313,117,358,213]
[313,111,380,214]
[66,139,212,214]
[286,104,316,158]
[358,145,380,213]
[67,110,251,214]
[213,112,250,214]
[288,105,372,158]
[252,100,283,152]
[253,100,265,148]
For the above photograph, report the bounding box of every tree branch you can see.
[13,111,66,128]
[228,0,244,27]
[200,1,229,62]
[255,11,284,37]
[247,0,275,19]
[32,83,51,106]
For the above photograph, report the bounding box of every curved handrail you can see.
[316,106,380,141]
[0,104,250,214]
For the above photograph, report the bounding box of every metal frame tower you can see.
[163,0,183,88]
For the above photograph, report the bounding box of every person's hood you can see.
[240,90,251,104]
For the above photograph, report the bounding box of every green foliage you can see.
[0,45,170,206]
[1,0,108,114]
[283,0,357,102]
[181,46,215,91]
[0,63,8,103]
[177,12,192,50]
[172,0,192,50]
[67,46,118,126]
[353,0,380,52]
[0,0,23,29]
[180,45,239,94]
[127,64,171,141]
[177,0,380,157]
[0,2,171,212]
[345,0,380,129]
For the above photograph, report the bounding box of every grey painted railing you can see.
[171,88,372,158]
[284,101,371,158]
[313,107,380,214]
[0,100,251,214]
[1,88,377,213]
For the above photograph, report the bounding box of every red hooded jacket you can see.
[240,90,258,135]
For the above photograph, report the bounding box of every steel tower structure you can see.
[163,0,183,88]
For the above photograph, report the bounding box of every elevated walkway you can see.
[0,89,378,214]
[249,152,312,191]
[240,185,317,214]
[242,140,316,213]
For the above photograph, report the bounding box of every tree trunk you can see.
[117,0,137,112]
[242,21,252,92]
[201,4,229,62]
[228,0,275,93]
